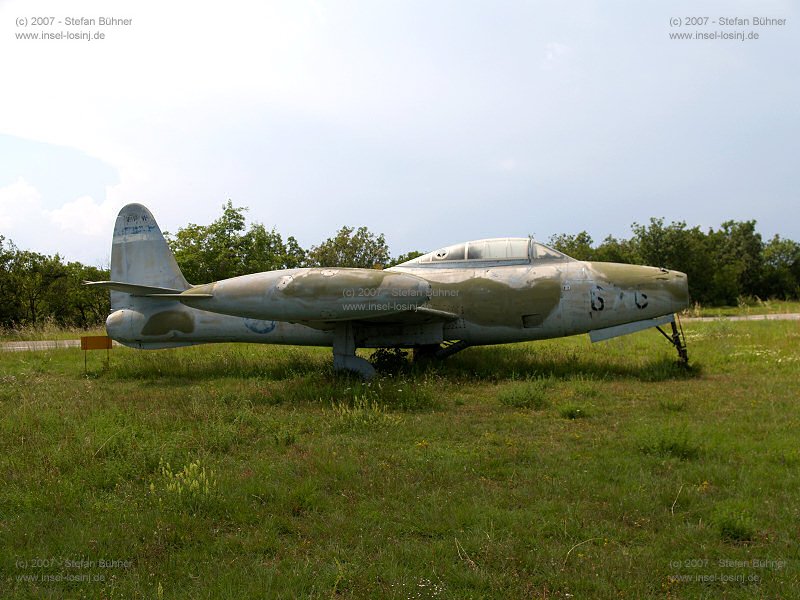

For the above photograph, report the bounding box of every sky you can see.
[0,0,798,267]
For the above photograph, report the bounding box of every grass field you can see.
[1,317,799,598]
[680,298,800,319]
[0,321,106,342]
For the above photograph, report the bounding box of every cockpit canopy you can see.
[396,238,572,267]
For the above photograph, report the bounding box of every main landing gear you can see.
[332,330,473,378]
[332,322,376,379]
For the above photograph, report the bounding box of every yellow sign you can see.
[81,336,113,350]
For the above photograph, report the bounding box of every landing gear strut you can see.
[656,315,688,364]
[332,322,376,379]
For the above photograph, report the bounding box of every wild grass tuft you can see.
[272,425,299,447]
[152,458,218,514]
[569,378,600,399]
[659,399,686,412]
[559,404,589,419]
[713,503,756,543]
[497,378,551,409]
[356,376,438,411]
[326,395,403,431]
[638,428,701,460]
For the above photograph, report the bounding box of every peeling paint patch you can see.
[522,313,544,328]
[142,310,195,335]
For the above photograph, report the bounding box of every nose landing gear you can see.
[656,314,689,364]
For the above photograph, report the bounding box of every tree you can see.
[9,251,66,325]
[307,226,390,269]
[547,231,595,260]
[166,200,248,283]
[761,235,800,299]
[719,220,764,297]
[0,235,20,326]
[50,262,110,327]
[0,237,111,327]
[241,224,306,273]
[704,220,764,304]
[593,235,638,265]
[387,250,425,267]
[282,236,307,269]
[166,201,306,282]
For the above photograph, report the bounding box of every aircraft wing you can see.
[299,305,460,329]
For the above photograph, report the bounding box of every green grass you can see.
[0,319,105,342]
[681,298,800,318]
[496,378,552,409]
[1,319,799,598]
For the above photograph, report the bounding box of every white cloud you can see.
[47,195,120,236]
[0,177,42,229]
[0,178,118,262]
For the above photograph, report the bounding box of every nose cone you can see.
[585,261,690,315]
[668,270,690,312]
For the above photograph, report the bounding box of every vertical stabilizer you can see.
[110,204,189,308]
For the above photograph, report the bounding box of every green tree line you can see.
[0,235,110,329]
[2,202,798,329]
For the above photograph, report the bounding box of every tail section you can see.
[89,203,322,349]
[109,203,189,309]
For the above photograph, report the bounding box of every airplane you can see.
[86,204,690,378]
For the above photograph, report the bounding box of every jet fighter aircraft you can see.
[87,204,690,378]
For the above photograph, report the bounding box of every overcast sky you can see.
[1,0,797,267]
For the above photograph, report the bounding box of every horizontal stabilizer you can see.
[84,281,187,296]
[589,314,675,343]
[145,293,213,298]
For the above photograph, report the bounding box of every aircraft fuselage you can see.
[106,259,688,349]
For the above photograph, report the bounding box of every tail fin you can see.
[109,204,189,309]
